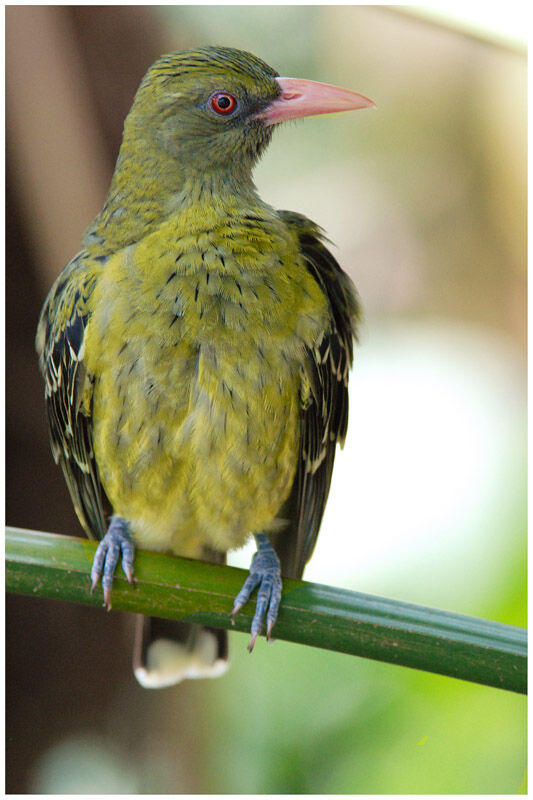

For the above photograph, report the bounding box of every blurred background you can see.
[6,4,526,794]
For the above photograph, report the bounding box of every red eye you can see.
[209,92,238,115]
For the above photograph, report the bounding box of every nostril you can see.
[281,91,302,101]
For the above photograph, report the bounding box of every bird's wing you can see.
[275,211,361,579]
[35,253,110,539]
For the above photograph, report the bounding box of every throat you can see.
[84,138,260,252]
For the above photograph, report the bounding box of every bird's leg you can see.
[230,533,282,652]
[90,515,135,609]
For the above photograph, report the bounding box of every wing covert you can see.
[275,211,361,579]
[36,254,109,539]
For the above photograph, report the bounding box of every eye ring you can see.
[208,91,238,116]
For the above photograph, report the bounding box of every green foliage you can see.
[200,639,526,793]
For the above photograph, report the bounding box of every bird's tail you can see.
[133,615,229,688]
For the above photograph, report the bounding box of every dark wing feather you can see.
[36,254,110,539]
[275,211,361,579]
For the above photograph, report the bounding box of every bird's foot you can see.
[230,534,282,652]
[90,515,135,609]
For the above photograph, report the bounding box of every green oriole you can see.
[36,46,372,687]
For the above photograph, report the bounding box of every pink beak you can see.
[257,76,375,126]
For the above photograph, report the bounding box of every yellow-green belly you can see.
[92,333,300,557]
[85,223,328,558]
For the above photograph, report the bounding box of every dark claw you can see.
[90,516,135,609]
[231,534,282,650]
[230,572,261,619]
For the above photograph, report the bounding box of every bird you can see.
[36,46,372,688]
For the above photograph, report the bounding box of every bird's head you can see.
[125,46,374,182]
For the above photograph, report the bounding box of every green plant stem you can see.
[6,526,527,694]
